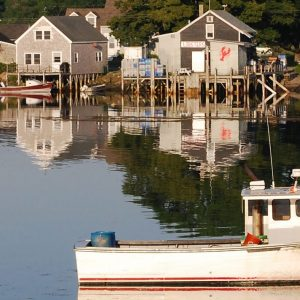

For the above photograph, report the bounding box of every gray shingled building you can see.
[15,16,108,75]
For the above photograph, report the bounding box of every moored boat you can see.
[74,169,300,287]
[0,79,53,94]
[80,84,105,93]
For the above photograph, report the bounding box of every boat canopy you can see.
[242,169,300,244]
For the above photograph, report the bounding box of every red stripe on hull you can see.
[79,286,259,292]
[0,83,52,94]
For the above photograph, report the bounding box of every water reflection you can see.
[1,93,258,176]
[1,93,299,238]
[1,92,300,299]
[77,286,300,300]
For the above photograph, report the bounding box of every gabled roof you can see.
[157,9,256,39]
[212,10,256,35]
[0,24,30,41]
[65,0,121,28]
[45,16,107,42]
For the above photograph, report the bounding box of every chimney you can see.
[199,4,204,16]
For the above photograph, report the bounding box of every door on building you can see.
[192,51,205,72]
[52,52,62,72]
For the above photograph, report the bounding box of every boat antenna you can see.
[266,107,275,188]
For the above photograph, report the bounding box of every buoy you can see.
[242,233,262,246]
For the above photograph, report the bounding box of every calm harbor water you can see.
[0,93,300,300]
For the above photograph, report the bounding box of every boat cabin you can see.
[242,169,300,244]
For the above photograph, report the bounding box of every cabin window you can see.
[206,16,214,23]
[248,200,268,216]
[96,51,102,62]
[206,24,214,39]
[272,199,291,221]
[44,31,51,40]
[296,200,300,217]
[35,31,43,40]
[74,52,79,63]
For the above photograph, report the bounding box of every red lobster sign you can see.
[220,46,231,61]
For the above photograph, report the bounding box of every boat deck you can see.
[117,237,241,248]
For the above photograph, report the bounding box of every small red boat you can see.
[0,79,53,94]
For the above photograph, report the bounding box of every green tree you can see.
[218,0,298,48]
[3,0,40,22]
[109,0,194,46]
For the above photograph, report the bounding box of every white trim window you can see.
[85,12,97,28]
[96,51,102,62]
[206,16,214,23]
[206,24,214,39]
[44,31,51,40]
[52,52,62,64]
[33,53,40,64]
[35,29,51,40]
[25,53,41,65]
[74,52,79,63]
[35,30,43,40]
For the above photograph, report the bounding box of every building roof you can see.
[65,0,121,29]
[212,10,256,35]
[0,32,13,44]
[157,9,256,39]
[45,16,107,42]
[0,24,30,41]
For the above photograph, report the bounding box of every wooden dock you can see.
[121,59,289,109]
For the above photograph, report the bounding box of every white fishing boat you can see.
[74,169,300,287]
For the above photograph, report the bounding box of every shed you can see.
[155,9,256,75]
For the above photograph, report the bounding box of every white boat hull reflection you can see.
[78,286,300,300]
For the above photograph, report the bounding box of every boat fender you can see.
[242,232,262,246]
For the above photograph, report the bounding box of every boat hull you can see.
[0,82,53,94]
[75,241,300,286]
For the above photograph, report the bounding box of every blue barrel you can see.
[91,231,116,247]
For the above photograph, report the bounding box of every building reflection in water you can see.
[1,93,289,177]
